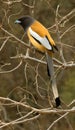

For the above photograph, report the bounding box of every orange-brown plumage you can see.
[27,20,57,56]
[31,20,55,46]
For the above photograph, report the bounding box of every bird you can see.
[15,15,61,107]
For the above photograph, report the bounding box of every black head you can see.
[15,15,35,31]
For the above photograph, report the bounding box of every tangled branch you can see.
[0,1,75,130]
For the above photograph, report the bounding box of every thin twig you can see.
[1,27,30,48]
[55,5,66,64]
[0,37,10,51]
[47,112,69,130]
[0,60,22,73]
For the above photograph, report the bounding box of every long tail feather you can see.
[46,53,61,107]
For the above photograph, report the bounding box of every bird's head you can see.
[15,15,35,31]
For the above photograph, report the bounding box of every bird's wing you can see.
[30,21,58,51]
[29,27,52,50]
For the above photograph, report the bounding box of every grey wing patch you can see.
[29,27,53,50]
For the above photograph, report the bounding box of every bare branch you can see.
[1,27,30,48]
[48,9,75,30]
[0,2,75,129]
[47,112,69,130]
[22,2,34,9]
[0,97,75,114]
[55,5,66,64]
[0,60,22,73]
[1,0,22,5]
[60,24,75,39]
[0,37,10,51]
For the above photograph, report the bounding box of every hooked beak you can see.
[15,20,21,24]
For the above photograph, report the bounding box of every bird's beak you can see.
[15,20,21,24]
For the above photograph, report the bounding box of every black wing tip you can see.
[54,45,58,51]
[55,97,61,107]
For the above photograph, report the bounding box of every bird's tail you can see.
[46,53,60,107]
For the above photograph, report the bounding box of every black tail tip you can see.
[55,97,61,107]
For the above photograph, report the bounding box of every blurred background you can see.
[0,0,75,130]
